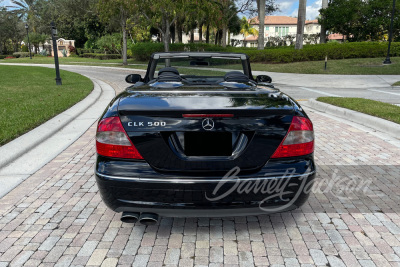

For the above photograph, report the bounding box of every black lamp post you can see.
[25,24,32,60]
[50,22,62,85]
[383,0,396,65]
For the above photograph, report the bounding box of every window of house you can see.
[276,27,289,37]
[265,26,270,31]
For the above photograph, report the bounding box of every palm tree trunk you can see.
[206,24,210,43]
[164,17,170,52]
[190,30,194,43]
[295,0,307,49]
[257,0,266,50]
[175,20,180,43]
[221,24,227,47]
[320,0,328,43]
[121,8,127,65]
[199,23,203,43]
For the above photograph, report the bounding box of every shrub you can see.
[39,49,48,56]
[96,33,123,55]
[79,53,120,60]
[76,48,103,55]
[21,45,29,52]
[68,45,76,54]
[5,56,15,59]
[69,53,79,58]
[13,52,30,58]
[130,41,400,63]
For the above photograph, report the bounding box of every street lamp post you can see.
[383,0,396,65]
[50,22,62,85]
[25,24,32,60]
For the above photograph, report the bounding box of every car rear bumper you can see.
[95,158,316,217]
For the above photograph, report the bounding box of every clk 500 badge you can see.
[128,121,166,127]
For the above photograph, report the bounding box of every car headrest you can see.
[157,67,182,82]
[158,67,180,76]
[224,71,250,83]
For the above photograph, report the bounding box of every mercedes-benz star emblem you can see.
[202,118,214,131]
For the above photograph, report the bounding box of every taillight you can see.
[96,117,143,159]
[271,116,314,158]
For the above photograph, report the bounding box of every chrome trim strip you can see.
[95,171,315,184]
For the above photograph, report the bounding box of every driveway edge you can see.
[303,99,400,139]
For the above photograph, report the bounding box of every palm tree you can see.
[8,0,37,30]
[240,16,259,47]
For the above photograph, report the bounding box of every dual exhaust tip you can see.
[120,212,158,225]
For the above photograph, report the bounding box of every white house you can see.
[179,16,322,47]
[231,16,321,47]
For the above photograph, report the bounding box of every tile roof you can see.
[328,33,346,40]
[249,16,319,25]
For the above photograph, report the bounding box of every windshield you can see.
[153,57,245,81]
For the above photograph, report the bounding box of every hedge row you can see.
[131,43,235,61]
[76,48,104,55]
[243,42,400,63]
[131,42,400,63]
[12,52,30,58]
[79,53,120,60]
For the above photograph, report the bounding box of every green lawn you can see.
[317,97,400,124]
[0,65,93,145]
[393,81,400,86]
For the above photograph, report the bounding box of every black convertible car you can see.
[95,52,315,224]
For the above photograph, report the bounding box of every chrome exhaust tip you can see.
[138,213,159,225]
[120,212,140,223]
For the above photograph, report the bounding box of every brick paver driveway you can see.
[1,96,400,265]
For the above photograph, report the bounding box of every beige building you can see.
[42,38,75,57]
[232,16,321,47]
[179,16,322,48]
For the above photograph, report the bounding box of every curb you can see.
[0,75,101,169]
[303,99,400,139]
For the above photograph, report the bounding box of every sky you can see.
[2,0,323,21]
[274,0,322,20]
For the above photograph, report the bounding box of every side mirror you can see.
[125,74,142,84]
[256,75,272,83]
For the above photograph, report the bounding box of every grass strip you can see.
[0,65,93,145]
[317,97,400,124]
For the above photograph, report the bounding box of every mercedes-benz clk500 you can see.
[95,52,316,224]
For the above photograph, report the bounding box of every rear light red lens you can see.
[96,117,143,159]
[271,116,314,158]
